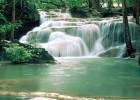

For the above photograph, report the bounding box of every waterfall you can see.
[19,10,138,57]
[76,24,100,52]
[39,11,47,24]
[39,32,89,57]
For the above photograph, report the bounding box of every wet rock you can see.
[58,95,77,100]
[99,48,119,57]
[30,92,46,97]
[30,97,57,100]
[130,53,135,58]
[47,93,59,99]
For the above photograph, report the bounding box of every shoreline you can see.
[0,91,139,100]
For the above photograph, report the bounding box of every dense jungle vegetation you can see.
[0,0,139,64]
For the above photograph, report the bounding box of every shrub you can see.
[4,41,54,64]
[4,43,32,64]
[0,13,12,36]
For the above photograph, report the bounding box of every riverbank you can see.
[0,91,138,100]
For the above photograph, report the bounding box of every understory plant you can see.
[4,42,54,64]
[4,43,32,64]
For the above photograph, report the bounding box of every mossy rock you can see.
[2,40,55,64]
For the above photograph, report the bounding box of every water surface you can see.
[0,58,140,99]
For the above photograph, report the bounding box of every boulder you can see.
[99,48,119,57]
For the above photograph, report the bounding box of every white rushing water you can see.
[19,10,138,57]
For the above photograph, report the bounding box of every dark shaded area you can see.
[14,20,39,40]
[69,6,123,18]
[101,8,122,17]
[0,0,40,40]
[0,0,40,60]
[69,6,88,18]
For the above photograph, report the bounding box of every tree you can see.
[10,0,15,40]
[108,0,113,10]
[87,0,101,11]
[87,0,92,11]
[92,0,101,11]
[122,0,135,57]
[132,0,140,65]
[135,0,139,25]
[134,0,140,65]
[40,0,66,8]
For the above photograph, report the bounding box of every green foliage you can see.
[0,13,12,50]
[0,12,22,45]
[28,0,45,9]
[0,13,6,24]
[21,0,39,21]
[4,43,32,64]
[3,42,53,64]
[28,39,40,48]
[126,0,133,5]
[65,0,81,8]
[14,20,22,29]
[29,48,43,63]
[0,0,39,44]
[0,0,39,21]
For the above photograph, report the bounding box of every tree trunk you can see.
[19,0,23,17]
[92,0,96,9]
[88,0,92,11]
[135,0,139,25]
[95,0,101,11]
[90,0,101,11]
[135,0,140,65]
[11,0,15,41]
[122,0,134,57]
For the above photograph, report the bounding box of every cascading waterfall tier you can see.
[19,10,138,57]
[39,32,89,57]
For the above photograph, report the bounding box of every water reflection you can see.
[0,58,140,98]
